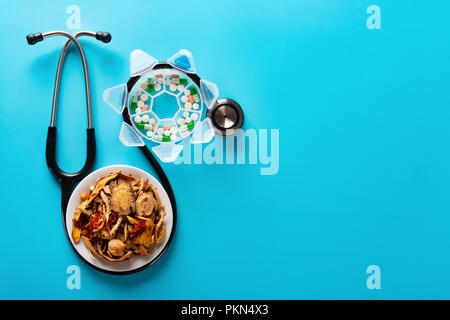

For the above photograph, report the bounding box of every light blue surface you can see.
[1,0,450,299]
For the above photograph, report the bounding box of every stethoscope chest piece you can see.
[207,98,244,136]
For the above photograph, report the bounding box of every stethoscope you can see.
[27,30,178,274]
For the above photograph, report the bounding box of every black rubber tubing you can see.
[46,126,96,218]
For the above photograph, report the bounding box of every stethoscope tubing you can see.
[49,31,96,128]
[40,31,97,217]
[29,31,178,274]
[42,31,93,128]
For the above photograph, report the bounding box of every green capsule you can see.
[162,135,171,142]
[190,87,197,95]
[131,102,137,110]
[187,122,195,130]
[137,123,145,129]
[180,78,188,85]
[148,84,154,92]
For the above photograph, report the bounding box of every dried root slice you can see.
[73,208,82,222]
[111,178,135,216]
[124,222,128,241]
[100,191,111,216]
[80,191,89,202]
[85,171,121,206]
[137,245,149,255]
[137,177,144,194]
[154,219,166,243]
[108,239,126,257]
[127,216,139,225]
[72,221,81,243]
[76,200,92,216]
[134,226,153,247]
[103,185,111,195]
[98,230,111,240]
[135,192,156,217]
[81,236,102,259]
[109,216,123,237]
[146,183,161,208]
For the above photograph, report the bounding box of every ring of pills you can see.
[129,69,203,143]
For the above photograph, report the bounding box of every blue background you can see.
[1,0,449,299]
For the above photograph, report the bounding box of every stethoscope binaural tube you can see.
[26,30,111,218]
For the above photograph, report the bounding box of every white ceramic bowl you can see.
[65,165,174,274]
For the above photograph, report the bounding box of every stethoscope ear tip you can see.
[26,32,43,45]
[96,32,111,43]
